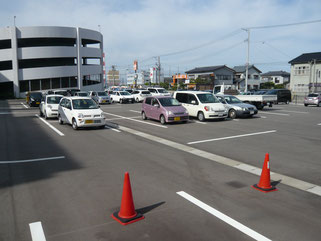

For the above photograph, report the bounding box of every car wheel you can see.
[228,109,236,119]
[39,109,43,117]
[304,104,308,107]
[72,118,78,130]
[99,124,105,129]
[136,98,140,103]
[58,115,64,125]
[197,111,205,122]
[120,99,123,104]
[142,111,147,120]
[44,111,48,119]
[160,115,166,125]
[318,102,321,107]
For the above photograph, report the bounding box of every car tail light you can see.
[204,106,209,111]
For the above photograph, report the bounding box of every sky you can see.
[1,0,321,77]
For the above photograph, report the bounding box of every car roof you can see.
[63,96,92,100]
[46,94,63,97]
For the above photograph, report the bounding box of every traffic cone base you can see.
[252,184,277,193]
[111,211,144,225]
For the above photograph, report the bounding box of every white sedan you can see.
[39,94,63,119]
[58,97,105,130]
[110,91,135,104]
[131,90,152,102]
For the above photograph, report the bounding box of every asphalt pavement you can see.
[0,99,320,241]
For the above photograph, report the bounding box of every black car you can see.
[26,91,43,107]
[264,89,291,104]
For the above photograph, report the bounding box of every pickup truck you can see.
[213,85,277,109]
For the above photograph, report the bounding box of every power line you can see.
[245,19,321,30]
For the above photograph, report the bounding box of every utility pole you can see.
[243,28,250,93]
[14,16,16,26]
[112,65,116,86]
[157,56,161,85]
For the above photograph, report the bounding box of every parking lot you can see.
[1,99,321,241]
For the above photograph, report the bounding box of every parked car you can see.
[173,91,227,121]
[66,89,80,96]
[58,97,105,130]
[264,89,291,104]
[89,91,112,104]
[142,96,189,125]
[131,90,152,102]
[216,95,258,119]
[53,90,69,96]
[147,87,171,96]
[74,91,89,97]
[110,91,135,103]
[304,93,321,107]
[39,95,63,119]
[26,91,42,107]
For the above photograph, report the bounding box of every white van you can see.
[147,87,171,96]
[173,91,228,121]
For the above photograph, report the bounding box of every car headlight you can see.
[101,113,105,118]
[47,105,52,109]
[168,110,173,115]
[242,107,248,111]
[78,113,84,118]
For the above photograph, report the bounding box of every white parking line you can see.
[105,116,140,121]
[29,222,47,241]
[187,130,277,145]
[21,102,29,109]
[259,116,267,119]
[260,112,289,116]
[105,126,121,132]
[177,191,272,241]
[118,125,321,197]
[35,114,65,136]
[129,110,141,113]
[0,156,65,164]
[103,112,168,128]
[233,119,239,121]
[194,121,207,124]
[318,123,321,126]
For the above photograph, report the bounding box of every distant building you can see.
[261,71,290,85]
[107,68,120,86]
[127,71,150,86]
[0,26,104,98]
[233,65,262,90]
[186,65,235,84]
[289,52,321,96]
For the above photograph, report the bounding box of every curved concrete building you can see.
[0,26,103,98]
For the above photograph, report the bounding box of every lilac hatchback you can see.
[142,96,189,125]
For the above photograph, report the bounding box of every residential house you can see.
[288,52,321,97]
[233,65,262,91]
[261,71,290,85]
[185,65,235,89]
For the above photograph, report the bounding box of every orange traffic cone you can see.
[111,172,144,225]
[252,153,278,193]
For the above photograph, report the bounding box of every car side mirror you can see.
[191,100,196,105]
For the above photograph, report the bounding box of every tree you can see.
[260,82,275,89]
[275,84,285,89]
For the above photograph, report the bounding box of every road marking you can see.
[260,112,289,116]
[187,130,277,145]
[35,114,65,136]
[21,102,29,109]
[105,126,121,132]
[129,110,141,113]
[0,156,65,164]
[118,125,321,197]
[103,112,168,128]
[29,222,46,241]
[317,123,321,126]
[233,119,239,121]
[105,116,140,121]
[259,116,267,118]
[276,110,308,114]
[194,121,207,124]
[177,191,272,241]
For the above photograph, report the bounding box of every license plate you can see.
[250,111,254,114]
[102,100,106,103]
[174,117,181,121]
[85,120,93,124]
[36,102,40,104]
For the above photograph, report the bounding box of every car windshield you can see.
[97,92,107,96]
[158,98,181,106]
[47,96,62,104]
[142,91,150,94]
[158,89,168,93]
[120,92,130,96]
[308,94,318,97]
[265,90,277,95]
[197,93,219,103]
[72,99,98,109]
[225,96,242,104]
[30,92,42,98]
[78,92,88,96]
